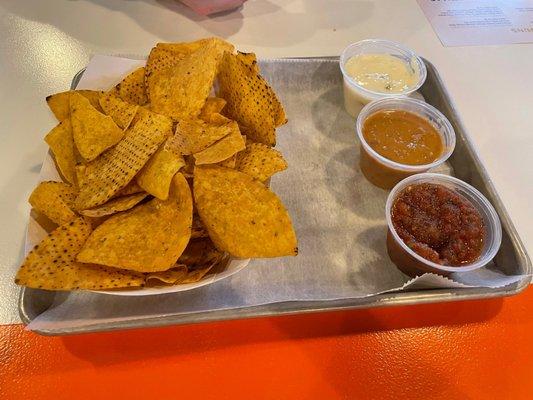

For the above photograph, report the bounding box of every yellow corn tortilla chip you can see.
[180,265,214,284]
[194,166,297,258]
[46,90,104,121]
[199,97,227,121]
[156,38,231,54]
[215,154,237,169]
[148,248,225,285]
[193,127,245,165]
[218,52,286,145]
[146,38,233,98]
[272,95,287,127]
[114,181,144,198]
[129,105,152,126]
[99,92,139,130]
[207,113,232,125]
[44,119,77,185]
[149,42,228,121]
[145,47,186,99]
[178,237,224,269]
[16,217,144,291]
[233,53,285,126]
[145,265,188,285]
[167,118,235,155]
[236,51,259,73]
[75,110,172,210]
[85,215,110,229]
[80,192,148,218]
[235,142,287,182]
[75,164,87,187]
[115,67,148,105]
[182,252,231,284]
[77,173,193,272]
[145,41,209,87]
[137,142,185,200]
[29,181,77,226]
[70,93,124,161]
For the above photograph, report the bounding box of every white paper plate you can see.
[25,151,250,296]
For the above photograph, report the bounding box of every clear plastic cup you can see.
[385,173,502,277]
[356,97,456,190]
[340,39,427,117]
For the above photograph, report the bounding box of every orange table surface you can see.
[1,286,531,400]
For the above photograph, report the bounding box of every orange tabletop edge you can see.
[1,286,532,399]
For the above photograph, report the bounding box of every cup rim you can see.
[340,39,427,98]
[385,173,502,272]
[356,97,456,172]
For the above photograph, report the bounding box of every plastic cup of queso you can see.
[356,97,456,190]
[339,39,427,117]
[385,173,502,277]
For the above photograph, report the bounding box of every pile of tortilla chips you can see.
[16,37,297,292]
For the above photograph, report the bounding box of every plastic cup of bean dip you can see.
[340,39,427,117]
[386,173,502,277]
[356,97,456,190]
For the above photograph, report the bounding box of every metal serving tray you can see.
[19,57,531,335]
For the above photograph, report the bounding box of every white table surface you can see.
[0,0,531,324]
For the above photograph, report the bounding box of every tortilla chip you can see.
[145,265,188,285]
[15,217,144,290]
[235,142,287,182]
[193,128,245,165]
[137,142,185,200]
[80,90,105,112]
[272,96,287,127]
[167,118,235,155]
[236,51,259,73]
[77,173,193,272]
[74,164,87,187]
[194,166,297,258]
[44,119,77,185]
[207,113,232,125]
[215,154,237,168]
[145,47,186,99]
[145,40,208,85]
[80,192,148,217]
[218,52,286,145]
[199,97,227,121]
[76,159,144,201]
[74,110,172,210]
[146,38,233,98]
[156,38,232,54]
[114,181,144,198]
[70,93,124,161]
[29,181,77,225]
[180,265,214,284]
[178,237,223,269]
[233,53,285,126]
[115,67,148,105]
[46,90,104,121]
[99,92,139,130]
[149,42,227,121]
[129,105,152,127]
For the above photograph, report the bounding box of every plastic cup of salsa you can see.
[339,39,427,117]
[385,173,502,277]
[356,97,456,190]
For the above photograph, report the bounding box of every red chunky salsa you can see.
[391,183,485,266]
